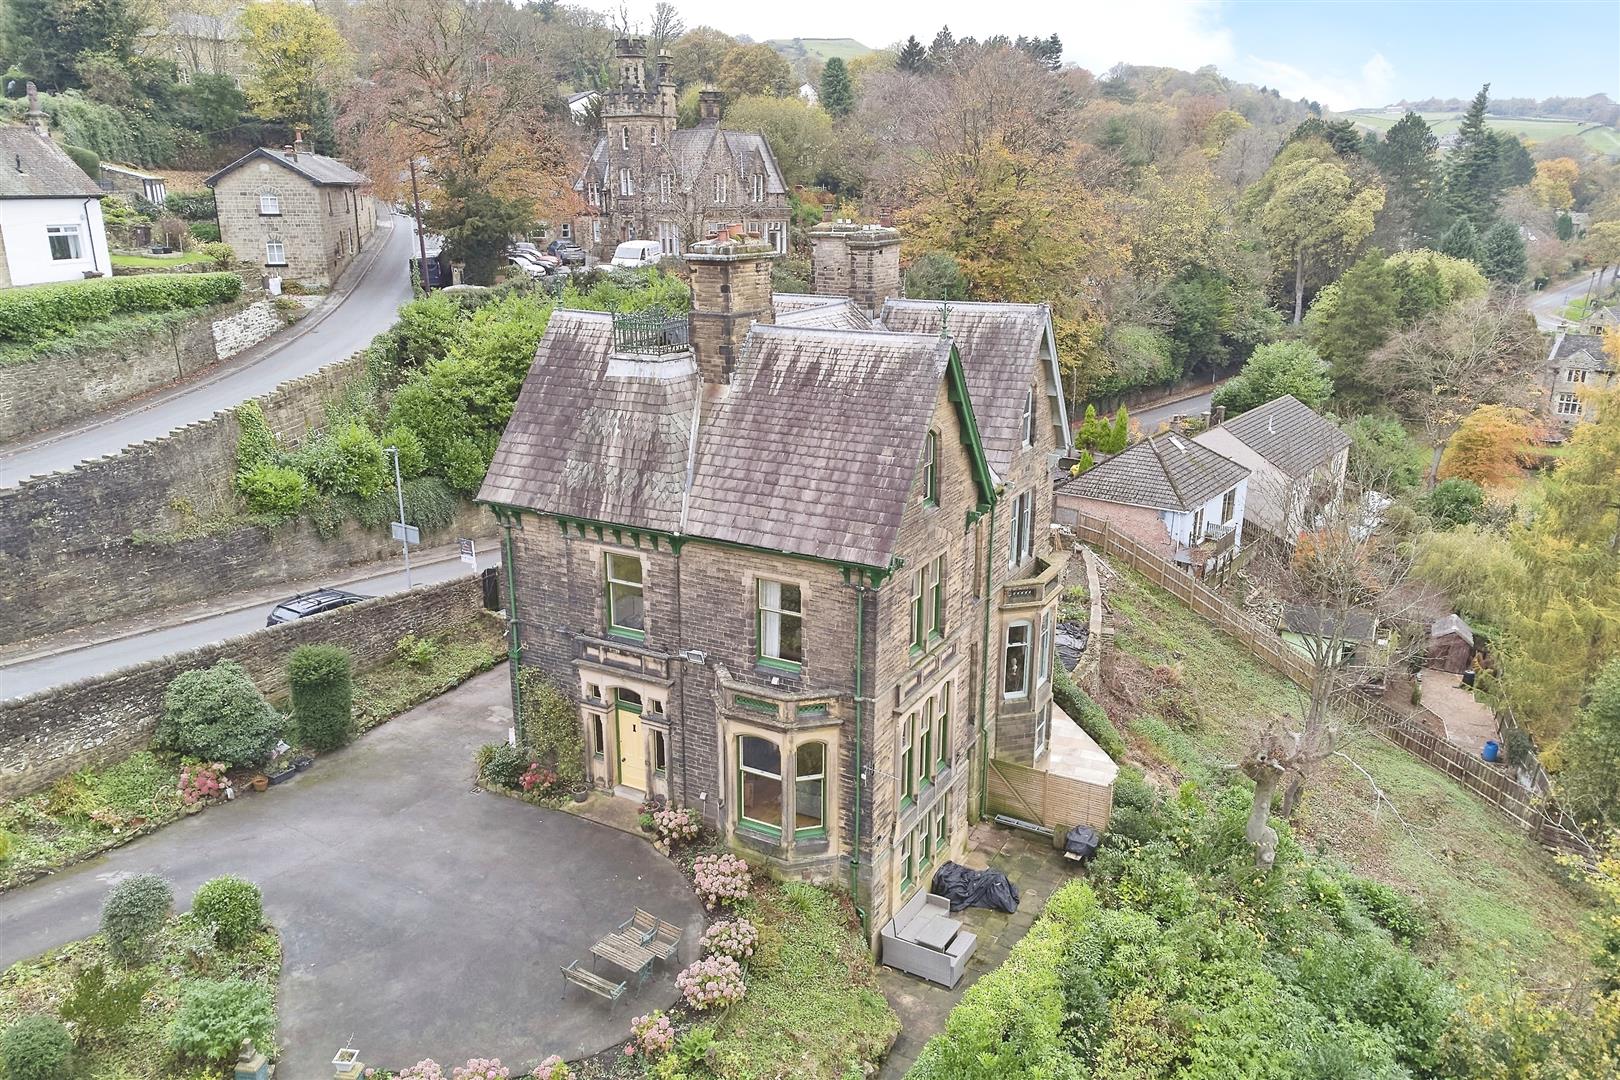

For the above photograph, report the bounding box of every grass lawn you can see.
[110,251,215,269]
[0,916,280,1080]
[1098,562,1597,989]
[1338,109,1620,153]
[765,37,873,63]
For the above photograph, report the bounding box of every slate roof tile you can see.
[1063,433,1247,512]
[1203,394,1350,479]
[0,127,103,198]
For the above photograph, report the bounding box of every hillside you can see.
[1339,108,1620,155]
[766,37,874,66]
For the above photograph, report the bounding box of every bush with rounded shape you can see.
[190,876,264,948]
[63,144,100,179]
[383,425,427,478]
[1419,477,1484,529]
[157,660,280,768]
[236,462,307,517]
[480,743,529,789]
[100,873,173,964]
[288,644,354,751]
[200,240,234,268]
[1212,340,1333,415]
[166,978,275,1065]
[0,1015,74,1080]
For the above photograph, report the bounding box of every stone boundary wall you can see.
[0,574,493,800]
[213,296,318,360]
[0,351,504,648]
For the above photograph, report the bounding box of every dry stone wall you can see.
[0,575,494,799]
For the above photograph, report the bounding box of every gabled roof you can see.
[1431,613,1474,646]
[204,147,368,188]
[1203,394,1350,479]
[0,127,103,198]
[771,294,872,330]
[878,299,1069,473]
[1547,331,1613,373]
[577,127,787,197]
[1064,433,1247,513]
[1282,604,1377,644]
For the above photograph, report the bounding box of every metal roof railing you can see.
[611,308,689,355]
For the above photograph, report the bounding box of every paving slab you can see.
[0,666,702,1077]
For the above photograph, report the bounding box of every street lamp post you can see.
[409,157,430,294]
[385,446,414,589]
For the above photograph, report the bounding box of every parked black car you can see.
[266,587,369,626]
[546,239,588,266]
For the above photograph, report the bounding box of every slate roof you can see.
[1063,433,1247,513]
[878,299,1057,474]
[481,314,974,568]
[772,295,872,330]
[578,127,786,196]
[0,127,103,198]
[205,147,368,188]
[1548,331,1613,372]
[1206,394,1350,479]
[1431,613,1474,646]
[1282,604,1377,644]
[478,311,697,534]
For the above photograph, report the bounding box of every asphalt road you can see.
[1132,383,1222,434]
[0,215,415,488]
[0,546,502,700]
[1529,270,1605,331]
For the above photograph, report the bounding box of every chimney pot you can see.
[685,235,777,385]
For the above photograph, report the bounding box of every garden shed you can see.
[1428,614,1476,675]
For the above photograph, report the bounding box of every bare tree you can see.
[648,2,684,59]
[1367,288,1545,488]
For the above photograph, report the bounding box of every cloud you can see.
[1238,52,1398,111]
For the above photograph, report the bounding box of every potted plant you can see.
[249,774,269,793]
[266,752,298,785]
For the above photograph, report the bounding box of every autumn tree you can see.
[340,1,573,285]
[646,1,683,59]
[1532,157,1580,210]
[721,95,832,187]
[669,26,735,86]
[718,43,793,98]
[1368,289,1543,487]
[1245,140,1385,322]
[1436,404,1533,486]
[241,0,351,129]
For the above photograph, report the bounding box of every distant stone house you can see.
[574,37,790,259]
[141,11,250,87]
[99,163,167,205]
[477,226,1103,945]
[1055,432,1249,578]
[1541,330,1616,432]
[205,140,376,288]
[1193,394,1350,542]
[0,125,109,289]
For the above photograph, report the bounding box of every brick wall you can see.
[0,575,491,800]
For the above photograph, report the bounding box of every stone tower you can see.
[602,37,676,150]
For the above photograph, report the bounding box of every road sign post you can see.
[459,538,476,566]
[385,446,414,589]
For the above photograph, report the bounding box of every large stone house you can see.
[574,38,789,259]
[205,138,376,288]
[0,125,109,289]
[1542,329,1616,432]
[478,227,1093,942]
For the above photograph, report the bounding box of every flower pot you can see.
[572,790,589,803]
[268,768,297,785]
[250,775,269,792]
[293,756,314,771]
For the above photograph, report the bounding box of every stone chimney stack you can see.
[686,233,777,385]
[24,82,47,137]
[291,129,303,160]
[697,87,724,126]
[808,219,901,316]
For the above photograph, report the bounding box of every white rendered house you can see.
[0,126,110,289]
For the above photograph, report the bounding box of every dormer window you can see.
[751,174,764,203]
[1021,389,1035,447]
[714,173,728,203]
[621,126,630,150]
[259,192,280,215]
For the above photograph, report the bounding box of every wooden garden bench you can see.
[619,907,683,964]
[591,931,656,982]
[560,960,625,1006]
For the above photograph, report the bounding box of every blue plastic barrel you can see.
[1482,740,1500,762]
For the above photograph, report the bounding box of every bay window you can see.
[1004,622,1031,699]
[738,735,783,834]
[1038,611,1053,687]
[794,743,825,836]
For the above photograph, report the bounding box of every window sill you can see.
[734,825,783,852]
[755,657,802,678]
[265,263,288,268]
[260,212,282,217]
[607,627,646,643]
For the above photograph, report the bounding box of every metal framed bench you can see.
[560,960,626,1007]
[620,908,683,965]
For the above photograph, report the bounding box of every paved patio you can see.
[877,821,1076,1078]
[1420,671,1501,754]
[0,667,703,1077]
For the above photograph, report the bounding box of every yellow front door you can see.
[616,699,646,791]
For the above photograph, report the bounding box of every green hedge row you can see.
[0,271,241,343]
[1052,664,1126,760]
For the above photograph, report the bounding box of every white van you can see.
[610,240,664,269]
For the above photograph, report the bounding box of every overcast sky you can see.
[586,0,1620,111]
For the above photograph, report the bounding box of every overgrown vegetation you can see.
[518,667,586,788]
[0,273,241,343]
[156,661,280,769]
[0,306,223,368]
[351,622,504,732]
[288,644,355,752]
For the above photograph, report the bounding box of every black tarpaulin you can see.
[930,861,1020,913]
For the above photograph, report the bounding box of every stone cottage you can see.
[206,137,376,288]
[574,37,790,259]
[478,227,1103,943]
[1541,329,1617,433]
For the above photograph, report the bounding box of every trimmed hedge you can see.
[288,644,354,751]
[1052,665,1126,760]
[0,272,242,343]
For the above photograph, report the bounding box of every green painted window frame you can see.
[755,578,804,672]
[1038,610,1053,688]
[1004,621,1032,700]
[590,713,606,760]
[920,697,934,785]
[936,681,951,773]
[928,554,946,642]
[916,817,931,868]
[909,570,925,652]
[652,728,667,777]
[900,833,914,893]
[737,734,783,838]
[899,713,915,808]
[604,552,646,640]
[921,430,938,506]
[935,806,948,853]
[794,741,827,838]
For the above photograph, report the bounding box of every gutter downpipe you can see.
[80,197,103,277]
[849,574,868,938]
[977,495,998,820]
[499,511,524,740]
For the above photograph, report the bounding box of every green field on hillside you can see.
[767,37,875,65]
[1340,109,1620,154]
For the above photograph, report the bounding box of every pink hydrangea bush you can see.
[531,1056,570,1080]
[701,917,758,961]
[627,1010,675,1058]
[691,853,750,910]
[397,1062,444,1080]
[177,762,226,805]
[652,806,701,848]
[675,953,746,1010]
[450,1059,509,1079]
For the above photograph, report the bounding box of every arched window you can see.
[795,742,826,836]
[738,736,782,834]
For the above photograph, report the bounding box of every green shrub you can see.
[0,1015,74,1080]
[520,668,586,786]
[1052,666,1126,760]
[165,978,275,1065]
[383,425,426,478]
[288,644,354,751]
[100,873,173,964]
[1420,477,1485,529]
[0,830,12,862]
[397,633,439,670]
[199,238,231,264]
[395,292,466,368]
[190,876,264,949]
[188,221,222,243]
[0,272,242,343]
[63,143,100,179]
[480,743,529,789]
[156,660,280,768]
[294,423,388,499]
[236,463,307,517]
[233,400,278,474]
[1346,878,1430,944]
[60,962,154,1046]
[165,190,217,220]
